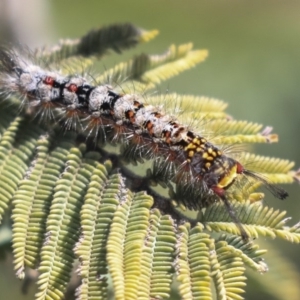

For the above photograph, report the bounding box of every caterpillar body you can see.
[0,47,288,239]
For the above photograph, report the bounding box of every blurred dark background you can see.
[0,0,299,299]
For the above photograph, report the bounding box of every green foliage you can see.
[0,23,299,300]
[37,23,159,64]
[96,43,208,93]
[175,224,213,300]
[75,166,121,300]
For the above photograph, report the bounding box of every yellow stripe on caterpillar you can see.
[217,164,238,189]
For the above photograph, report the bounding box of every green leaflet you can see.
[176,223,213,300]
[217,235,268,273]
[0,114,43,224]
[213,240,246,300]
[37,23,158,64]
[12,133,76,275]
[35,148,99,300]
[75,167,124,300]
[148,93,228,120]
[202,201,300,241]
[138,210,176,299]
[96,43,208,94]
[107,191,153,300]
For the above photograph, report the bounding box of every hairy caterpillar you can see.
[0,47,288,239]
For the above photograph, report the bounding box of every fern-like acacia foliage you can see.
[0,23,299,300]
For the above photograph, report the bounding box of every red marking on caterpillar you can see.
[67,83,78,93]
[236,162,244,174]
[0,47,289,239]
[43,76,55,86]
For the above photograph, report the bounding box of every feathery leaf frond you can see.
[107,191,153,300]
[203,201,300,242]
[138,209,176,299]
[75,167,123,299]
[175,223,213,300]
[96,43,208,93]
[37,23,158,64]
